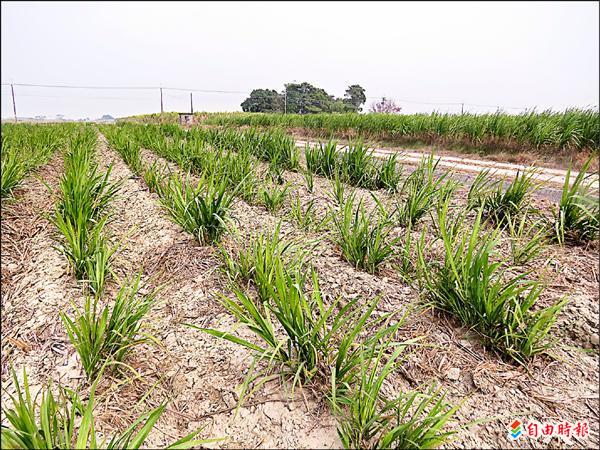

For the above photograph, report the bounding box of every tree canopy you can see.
[241,89,283,113]
[240,82,366,114]
[344,85,367,112]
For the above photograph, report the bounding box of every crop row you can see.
[107,122,599,245]
[202,109,600,151]
[1,123,73,198]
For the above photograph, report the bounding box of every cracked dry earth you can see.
[1,130,599,449]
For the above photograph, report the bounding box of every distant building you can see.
[96,114,116,123]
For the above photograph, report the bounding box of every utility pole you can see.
[160,87,164,114]
[11,84,17,122]
[461,103,464,115]
[190,93,194,114]
[284,84,287,115]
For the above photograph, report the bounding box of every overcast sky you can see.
[1,1,598,119]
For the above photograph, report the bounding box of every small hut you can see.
[178,112,194,126]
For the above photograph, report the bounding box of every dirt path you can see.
[295,140,599,203]
[95,134,340,449]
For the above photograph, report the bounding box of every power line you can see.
[1,82,249,95]
[1,81,552,113]
[1,83,156,90]
[2,83,529,108]
[12,93,156,101]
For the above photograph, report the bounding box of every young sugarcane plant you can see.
[186,266,413,408]
[418,200,567,364]
[330,171,347,206]
[1,367,211,449]
[159,172,236,244]
[142,160,168,195]
[61,273,157,381]
[50,127,121,295]
[395,219,429,283]
[303,166,315,193]
[332,192,399,273]
[1,123,66,198]
[288,194,330,232]
[259,182,290,213]
[306,140,339,177]
[467,169,538,225]
[340,141,378,189]
[378,153,403,193]
[336,337,459,450]
[0,148,26,198]
[506,211,549,265]
[553,157,599,244]
[217,223,306,300]
[396,154,450,227]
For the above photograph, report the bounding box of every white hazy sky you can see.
[1,1,598,119]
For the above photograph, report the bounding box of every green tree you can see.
[285,82,334,114]
[242,82,367,114]
[343,84,367,112]
[241,89,283,112]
